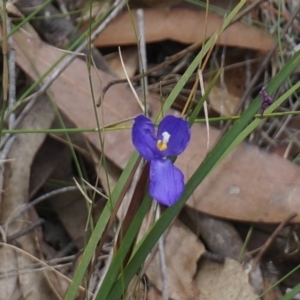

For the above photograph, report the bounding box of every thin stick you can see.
[102,41,204,95]
[137,9,148,100]
[251,213,297,271]
[157,206,169,300]
[0,136,15,202]
[6,219,45,243]
[0,242,90,294]
[0,20,17,200]
[0,262,73,280]
[7,19,16,128]
[118,47,145,112]
[198,69,210,151]
[5,186,83,228]
[2,0,8,104]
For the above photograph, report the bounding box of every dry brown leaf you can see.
[105,47,138,79]
[30,115,105,250]
[93,9,274,52]
[178,124,300,223]
[14,31,300,223]
[29,135,71,197]
[14,30,139,169]
[0,95,67,299]
[147,286,163,300]
[0,244,57,300]
[146,220,205,300]
[0,246,22,300]
[184,207,244,260]
[207,50,258,116]
[207,83,240,115]
[196,258,258,299]
[127,275,146,299]
[42,157,89,249]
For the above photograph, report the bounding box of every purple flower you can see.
[132,115,191,206]
[259,87,273,117]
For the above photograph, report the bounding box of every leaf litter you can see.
[14,29,300,224]
[7,24,296,300]
[2,0,300,299]
[0,95,68,299]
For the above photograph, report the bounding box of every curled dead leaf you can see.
[146,220,205,299]
[93,9,274,52]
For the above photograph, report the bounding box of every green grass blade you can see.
[279,282,300,300]
[94,195,153,299]
[64,152,140,300]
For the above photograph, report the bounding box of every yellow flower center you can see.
[157,131,171,151]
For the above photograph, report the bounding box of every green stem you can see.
[2,110,300,135]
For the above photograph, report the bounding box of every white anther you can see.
[162,131,171,144]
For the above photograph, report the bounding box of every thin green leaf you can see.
[279,282,300,300]
[94,195,153,300]
[64,152,140,300]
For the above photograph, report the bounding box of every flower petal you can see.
[132,115,160,161]
[157,115,190,157]
[149,159,184,206]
